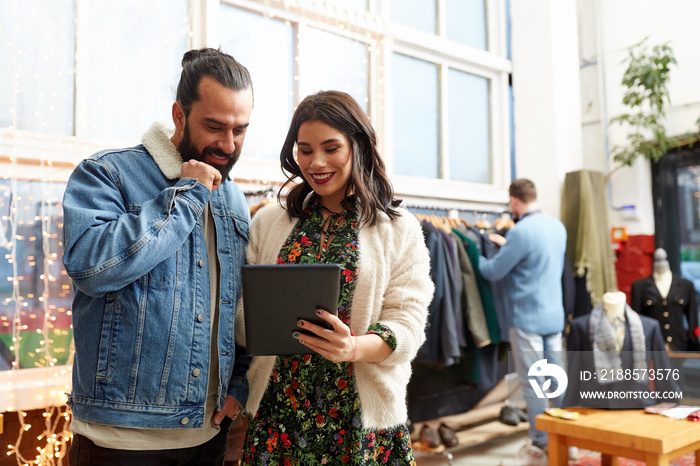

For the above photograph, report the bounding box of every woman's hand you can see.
[293,309,357,362]
[294,309,393,363]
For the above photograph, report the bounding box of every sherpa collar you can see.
[141,122,182,180]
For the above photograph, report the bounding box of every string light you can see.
[2,1,75,463]
[2,163,73,464]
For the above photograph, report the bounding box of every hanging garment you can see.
[459,232,501,344]
[560,170,618,306]
[437,228,466,348]
[416,221,462,368]
[450,230,491,348]
[475,228,510,343]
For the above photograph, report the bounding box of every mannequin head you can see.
[602,291,626,319]
[653,248,671,275]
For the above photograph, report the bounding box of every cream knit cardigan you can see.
[236,202,434,430]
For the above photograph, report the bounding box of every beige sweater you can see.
[236,203,434,430]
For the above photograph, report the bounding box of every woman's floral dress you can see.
[241,197,416,465]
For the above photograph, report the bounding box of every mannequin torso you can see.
[631,250,699,351]
[653,265,672,299]
[602,291,626,351]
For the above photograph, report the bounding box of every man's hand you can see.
[488,233,507,247]
[181,160,222,192]
[212,395,243,425]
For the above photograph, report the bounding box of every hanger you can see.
[413,212,470,231]
[493,217,514,231]
[473,219,492,230]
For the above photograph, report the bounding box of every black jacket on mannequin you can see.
[631,275,699,351]
[563,309,680,409]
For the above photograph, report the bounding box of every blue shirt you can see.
[478,213,567,335]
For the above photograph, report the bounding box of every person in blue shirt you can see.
[479,179,567,466]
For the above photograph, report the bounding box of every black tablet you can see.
[241,263,341,356]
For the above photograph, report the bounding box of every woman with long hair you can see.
[238,90,433,465]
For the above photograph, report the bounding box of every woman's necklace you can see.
[317,205,344,260]
[320,204,341,215]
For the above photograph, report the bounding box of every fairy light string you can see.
[2,1,73,463]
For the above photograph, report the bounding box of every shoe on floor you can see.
[419,425,441,448]
[499,405,521,426]
[568,446,580,461]
[514,407,528,422]
[437,423,458,448]
[500,442,548,466]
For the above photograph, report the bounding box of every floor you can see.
[415,429,530,466]
[411,375,533,466]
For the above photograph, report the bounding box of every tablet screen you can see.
[241,263,341,356]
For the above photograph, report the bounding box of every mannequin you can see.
[602,291,627,352]
[652,248,672,298]
[564,291,680,408]
[602,291,626,320]
[631,248,699,351]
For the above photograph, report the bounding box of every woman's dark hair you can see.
[280,90,401,226]
[176,48,253,117]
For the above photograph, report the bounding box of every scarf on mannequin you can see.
[589,303,647,385]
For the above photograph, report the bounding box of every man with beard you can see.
[62,48,253,465]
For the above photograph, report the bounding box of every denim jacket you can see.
[62,122,250,429]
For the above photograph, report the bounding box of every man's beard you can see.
[179,123,240,180]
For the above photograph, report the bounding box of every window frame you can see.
[384,0,511,205]
[218,0,512,205]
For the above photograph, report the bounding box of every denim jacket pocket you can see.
[95,292,118,379]
[231,214,249,241]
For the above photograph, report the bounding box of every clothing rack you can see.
[242,186,278,216]
[243,187,275,197]
[409,205,511,411]
[409,206,523,461]
[411,209,514,232]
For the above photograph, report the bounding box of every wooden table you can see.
[536,408,700,466]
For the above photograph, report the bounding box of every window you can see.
[392,54,438,178]
[389,0,437,35]
[388,0,507,192]
[677,165,700,289]
[298,27,369,113]
[328,0,367,12]
[218,4,372,162]
[0,0,188,142]
[0,1,189,393]
[446,0,487,50]
[219,6,294,160]
[0,0,511,410]
[4,0,509,187]
[448,69,490,183]
[77,0,188,142]
[0,0,75,135]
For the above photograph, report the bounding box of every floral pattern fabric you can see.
[241,197,416,465]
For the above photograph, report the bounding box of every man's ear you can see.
[172,102,186,132]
